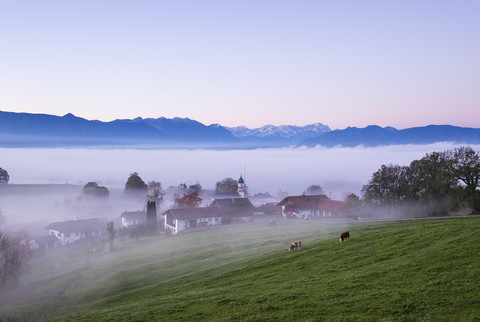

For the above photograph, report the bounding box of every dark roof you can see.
[45,218,104,234]
[238,176,244,184]
[120,211,146,220]
[209,198,254,211]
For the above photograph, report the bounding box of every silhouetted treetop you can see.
[125,172,148,195]
[0,168,9,184]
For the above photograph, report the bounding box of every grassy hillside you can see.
[1,217,480,321]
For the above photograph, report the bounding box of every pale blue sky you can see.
[1,1,479,130]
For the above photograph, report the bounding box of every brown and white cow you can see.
[339,231,350,242]
[288,241,302,252]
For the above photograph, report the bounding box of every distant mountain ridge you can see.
[0,111,238,148]
[0,110,479,149]
[301,125,480,147]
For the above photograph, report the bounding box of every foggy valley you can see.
[1,143,480,320]
[2,0,479,318]
[1,142,478,226]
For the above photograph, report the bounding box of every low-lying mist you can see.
[1,143,478,226]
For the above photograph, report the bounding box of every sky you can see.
[0,1,479,130]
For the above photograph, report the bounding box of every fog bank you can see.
[3,143,477,198]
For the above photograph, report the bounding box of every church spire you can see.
[238,174,246,197]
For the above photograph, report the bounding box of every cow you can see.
[339,231,350,242]
[288,241,302,252]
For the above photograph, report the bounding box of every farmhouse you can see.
[164,197,255,234]
[120,210,146,229]
[45,218,104,246]
[277,194,358,219]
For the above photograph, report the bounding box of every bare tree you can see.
[303,185,324,195]
[0,231,30,289]
[147,181,164,206]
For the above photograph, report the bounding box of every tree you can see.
[303,185,324,195]
[361,164,409,215]
[124,172,148,195]
[345,193,362,208]
[0,168,9,184]
[407,152,455,216]
[215,178,239,196]
[174,191,203,208]
[147,181,164,205]
[0,231,30,289]
[188,183,202,194]
[82,182,109,199]
[174,183,202,197]
[175,183,188,196]
[106,221,116,252]
[450,146,480,211]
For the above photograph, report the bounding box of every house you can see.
[164,198,255,235]
[277,194,358,219]
[120,211,146,229]
[164,207,226,234]
[45,218,104,246]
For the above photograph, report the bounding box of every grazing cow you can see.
[339,231,350,242]
[288,241,302,252]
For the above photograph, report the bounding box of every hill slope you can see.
[1,218,480,320]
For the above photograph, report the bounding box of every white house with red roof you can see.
[277,194,358,219]
[163,198,255,234]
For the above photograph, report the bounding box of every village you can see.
[2,175,359,252]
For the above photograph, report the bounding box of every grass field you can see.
[1,216,480,321]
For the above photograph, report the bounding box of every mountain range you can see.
[0,110,479,149]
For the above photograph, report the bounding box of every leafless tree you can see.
[0,231,30,290]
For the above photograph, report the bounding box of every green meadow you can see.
[1,217,480,321]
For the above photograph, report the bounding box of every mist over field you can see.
[0,143,480,225]
[3,143,476,193]
[1,143,478,225]
[2,144,480,321]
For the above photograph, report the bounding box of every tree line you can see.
[360,146,480,217]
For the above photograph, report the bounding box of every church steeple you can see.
[238,174,245,197]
